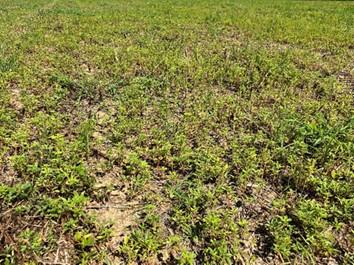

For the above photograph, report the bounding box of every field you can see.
[0,0,353,264]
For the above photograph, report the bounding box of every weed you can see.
[0,0,353,263]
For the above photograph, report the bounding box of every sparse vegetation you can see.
[0,0,353,264]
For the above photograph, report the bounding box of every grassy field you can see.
[0,0,353,264]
